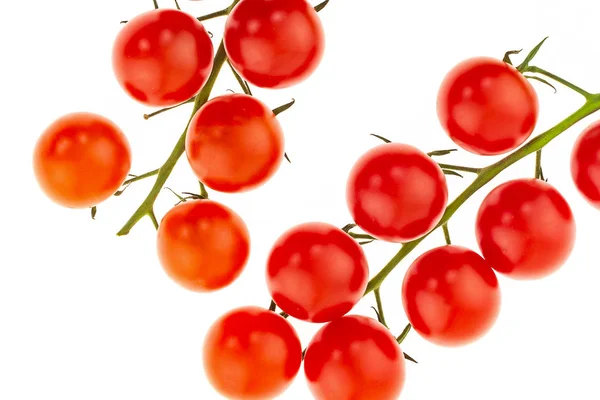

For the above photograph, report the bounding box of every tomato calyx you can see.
[163,185,209,207]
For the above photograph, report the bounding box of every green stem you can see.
[269,300,277,312]
[153,0,159,9]
[438,163,481,174]
[442,223,451,245]
[197,8,229,22]
[123,169,160,186]
[535,150,542,179]
[397,324,412,345]
[144,98,195,120]
[365,95,600,294]
[148,209,159,230]
[525,66,593,99]
[117,41,229,236]
[374,288,388,328]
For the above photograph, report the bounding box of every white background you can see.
[1,0,599,399]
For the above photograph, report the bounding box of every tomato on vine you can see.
[112,9,214,107]
[346,143,448,243]
[476,178,576,280]
[186,94,285,193]
[266,222,369,322]
[33,112,131,208]
[402,245,501,347]
[437,57,539,155]
[304,315,406,400]
[224,0,325,89]
[156,200,250,292]
[203,306,302,399]
[571,120,600,208]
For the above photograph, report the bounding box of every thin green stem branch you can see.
[123,169,160,186]
[197,8,229,22]
[144,98,195,120]
[374,288,388,328]
[269,300,277,312]
[525,66,593,99]
[535,150,542,179]
[365,94,600,294]
[442,223,451,245]
[148,210,159,230]
[152,0,159,9]
[397,324,412,345]
[438,163,482,174]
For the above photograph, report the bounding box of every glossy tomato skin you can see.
[156,200,250,292]
[33,113,131,208]
[476,178,575,280]
[346,143,448,243]
[224,0,325,89]
[112,9,214,107]
[186,94,285,193]
[304,315,405,400]
[571,120,600,208]
[266,222,369,323]
[402,245,501,347]
[437,57,538,155]
[203,306,302,399]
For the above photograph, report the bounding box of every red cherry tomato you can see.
[304,315,405,400]
[186,94,285,193]
[203,306,302,399]
[476,178,575,280]
[571,120,600,208]
[33,112,131,208]
[156,200,250,292]
[402,245,501,347]
[224,0,325,89]
[437,57,538,155]
[266,222,369,323]
[112,9,214,107]
[346,143,448,243]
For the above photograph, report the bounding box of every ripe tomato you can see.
[186,94,285,193]
[224,0,325,89]
[33,113,131,208]
[402,245,501,347]
[571,120,600,208]
[112,9,214,107]
[304,315,405,400]
[476,178,575,280]
[437,57,538,155]
[266,222,369,323]
[156,200,250,292]
[203,306,302,399]
[346,143,448,243]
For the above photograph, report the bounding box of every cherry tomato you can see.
[476,178,575,280]
[33,112,131,208]
[266,222,369,323]
[346,143,448,243]
[224,0,325,89]
[156,200,250,292]
[571,120,600,208]
[203,306,302,399]
[186,94,285,193]
[112,9,214,107]
[304,315,405,400]
[437,57,538,155]
[402,245,501,347]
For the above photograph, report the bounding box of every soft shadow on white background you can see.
[1,0,599,398]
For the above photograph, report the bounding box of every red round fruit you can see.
[476,178,575,280]
[203,306,302,399]
[156,200,250,292]
[33,112,131,208]
[186,94,285,193]
[571,120,600,208]
[112,9,214,107]
[266,222,369,323]
[437,57,538,155]
[402,245,501,347]
[304,315,405,400]
[346,143,448,243]
[224,0,325,89]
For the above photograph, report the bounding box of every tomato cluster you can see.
[32,0,600,399]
